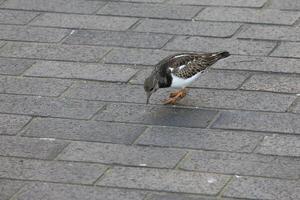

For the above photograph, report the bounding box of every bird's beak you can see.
[146,92,152,104]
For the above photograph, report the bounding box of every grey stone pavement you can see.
[0,0,300,199]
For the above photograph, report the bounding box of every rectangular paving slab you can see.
[0,58,36,75]
[179,150,300,179]
[15,182,146,200]
[0,10,38,25]
[223,176,300,200]
[97,166,230,195]
[97,2,202,20]
[95,103,218,128]
[22,118,145,144]
[0,136,68,159]
[212,110,300,134]
[0,179,26,200]
[0,157,108,184]
[136,127,263,152]
[134,19,241,37]
[0,42,110,62]
[24,61,138,82]
[63,30,172,49]
[57,141,186,168]
[0,94,104,119]
[0,114,31,135]
[168,0,267,7]
[271,42,300,58]
[269,0,300,10]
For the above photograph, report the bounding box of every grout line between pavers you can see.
[8,183,28,200]
[206,111,221,129]
[236,73,253,90]
[92,166,112,185]
[16,117,35,136]
[267,41,280,56]
[132,126,149,145]
[174,151,190,170]
[216,175,234,198]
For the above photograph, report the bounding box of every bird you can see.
[144,51,230,104]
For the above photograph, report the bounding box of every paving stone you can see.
[24,61,138,82]
[168,0,267,7]
[135,19,241,37]
[129,69,249,89]
[0,10,38,25]
[136,127,262,153]
[58,142,186,168]
[0,179,26,200]
[0,25,70,42]
[269,0,300,10]
[0,114,31,135]
[238,25,300,41]
[164,36,276,56]
[180,150,300,179]
[23,118,145,144]
[0,76,72,96]
[64,30,172,49]
[95,103,218,128]
[0,42,110,62]
[0,94,104,119]
[223,177,300,200]
[255,135,300,157]
[64,82,145,103]
[291,99,300,114]
[0,157,107,184]
[97,167,230,195]
[241,74,300,93]
[30,13,138,30]
[15,182,146,200]
[195,7,300,25]
[104,48,172,65]
[147,193,228,200]
[212,110,300,134]
[212,55,300,74]
[97,2,201,20]
[172,89,296,112]
[0,136,68,159]
[1,0,106,14]
[271,42,300,58]
[0,58,35,75]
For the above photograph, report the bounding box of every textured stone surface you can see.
[0,94,104,119]
[255,135,300,157]
[1,0,106,14]
[25,61,138,82]
[241,74,300,93]
[64,82,145,103]
[0,157,107,184]
[95,103,218,128]
[103,48,172,65]
[196,7,300,25]
[135,19,241,37]
[0,25,70,42]
[0,179,26,200]
[212,110,300,134]
[238,25,300,41]
[0,42,110,62]
[269,0,300,10]
[23,118,145,144]
[98,2,201,19]
[0,76,72,96]
[223,177,300,200]
[0,114,31,135]
[30,13,138,30]
[0,136,68,159]
[58,142,186,168]
[0,10,38,24]
[271,42,300,58]
[64,30,172,48]
[15,183,146,200]
[212,55,300,73]
[164,37,276,56]
[98,167,230,194]
[180,150,300,179]
[136,127,262,152]
[0,58,35,75]
[169,0,267,7]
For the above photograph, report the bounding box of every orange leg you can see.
[163,89,187,105]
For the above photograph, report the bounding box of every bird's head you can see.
[144,73,159,104]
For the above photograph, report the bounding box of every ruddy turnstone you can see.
[144,51,230,104]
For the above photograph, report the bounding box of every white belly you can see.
[170,72,202,88]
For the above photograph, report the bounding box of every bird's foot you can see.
[163,89,187,105]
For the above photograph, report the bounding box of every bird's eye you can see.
[150,88,154,91]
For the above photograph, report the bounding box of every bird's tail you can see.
[215,51,230,59]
